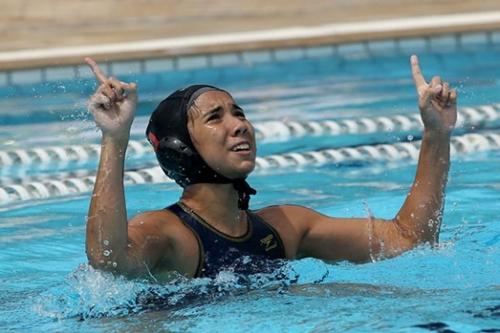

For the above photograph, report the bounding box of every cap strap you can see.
[233,179,257,210]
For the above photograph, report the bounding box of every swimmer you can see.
[85,55,457,281]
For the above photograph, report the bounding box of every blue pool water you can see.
[1,35,500,332]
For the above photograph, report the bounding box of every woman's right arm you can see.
[84,57,151,275]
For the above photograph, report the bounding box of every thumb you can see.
[122,82,138,103]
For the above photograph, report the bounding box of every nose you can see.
[234,124,247,136]
[228,115,248,136]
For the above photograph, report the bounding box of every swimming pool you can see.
[1,33,499,332]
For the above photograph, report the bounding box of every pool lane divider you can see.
[0,103,499,167]
[0,131,499,206]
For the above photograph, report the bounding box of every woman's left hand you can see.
[410,55,457,135]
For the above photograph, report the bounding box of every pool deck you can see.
[2,0,500,70]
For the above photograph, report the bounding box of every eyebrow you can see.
[202,105,223,119]
[202,103,243,118]
[232,103,243,111]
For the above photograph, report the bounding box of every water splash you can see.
[363,200,379,262]
[33,260,298,320]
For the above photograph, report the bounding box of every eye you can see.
[235,110,246,119]
[206,113,220,122]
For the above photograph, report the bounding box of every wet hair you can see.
[145,84,256,210]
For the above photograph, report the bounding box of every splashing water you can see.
[32,259,301,320]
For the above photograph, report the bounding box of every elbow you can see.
[86,251,113,272]
[86,247,143,278]
[85,248,123,273]
[392,215,440,250]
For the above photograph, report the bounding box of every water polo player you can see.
[84,55,457,281]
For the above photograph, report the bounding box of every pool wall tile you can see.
[367,39,397,54]
[397,38,428,54]
[241,50,273,64]
[45,66,76,81]
[460,32,489,48]
[75,64,95,79]
[429,35,458,52]
[177,55,209,70]
[274,48,305,61]
[337,43,368,58]
[11,69,43,85]
[76,62,112,79]
[491,31,500,44]
[110,61,142,76]
[0,72,7,87]
[210,53,241,67]
[144,58,175,73]
[304,45,335,58]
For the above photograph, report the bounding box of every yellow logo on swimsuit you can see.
[260,234,277,252]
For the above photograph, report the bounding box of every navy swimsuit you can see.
[167,202,286,278]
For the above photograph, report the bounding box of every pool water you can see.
[1,37,499,332]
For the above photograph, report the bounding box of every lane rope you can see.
[1,131,499,205]
[1,103,499,167]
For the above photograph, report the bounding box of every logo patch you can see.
[260,234,277,252]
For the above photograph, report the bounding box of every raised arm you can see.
[84,58,150,274]
[395,55,457,244]
[261,55,457,263]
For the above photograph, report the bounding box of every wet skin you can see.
[84,55,457,281]
[187,91,257,180]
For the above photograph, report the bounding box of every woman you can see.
[85,55,457,282]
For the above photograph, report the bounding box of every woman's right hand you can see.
[85,57,138,142]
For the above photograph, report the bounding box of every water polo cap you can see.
[145,84,256,210]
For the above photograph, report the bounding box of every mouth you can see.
[230,141,251,152]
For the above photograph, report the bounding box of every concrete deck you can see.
[2,0,500,70]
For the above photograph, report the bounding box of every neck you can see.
[180,183,246,236]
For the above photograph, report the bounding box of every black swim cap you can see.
[146,84,256,210]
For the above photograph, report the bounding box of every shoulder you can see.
[128,207,201,277]
[128,208,195,242]
[255,204,331,241]
[253,204,320,258]
[254,204,321,229]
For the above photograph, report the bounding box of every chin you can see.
[224,162,255,179]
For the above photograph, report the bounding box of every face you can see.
[187,90,256,179]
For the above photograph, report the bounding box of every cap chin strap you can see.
[233,179,257,210]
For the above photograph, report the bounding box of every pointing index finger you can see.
[410,55,426,88]
[84,57,108,84]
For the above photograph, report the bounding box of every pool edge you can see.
[1,11,500,71]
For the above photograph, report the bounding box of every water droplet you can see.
[112,262,117,268]
[103,240,109,246]
[407,135,414,141]
[103,250,111,257]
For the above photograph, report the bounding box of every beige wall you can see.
[2,0,500,51]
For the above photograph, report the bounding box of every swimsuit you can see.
[167,202,286,278]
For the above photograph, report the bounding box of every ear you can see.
[147,132,160,151]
